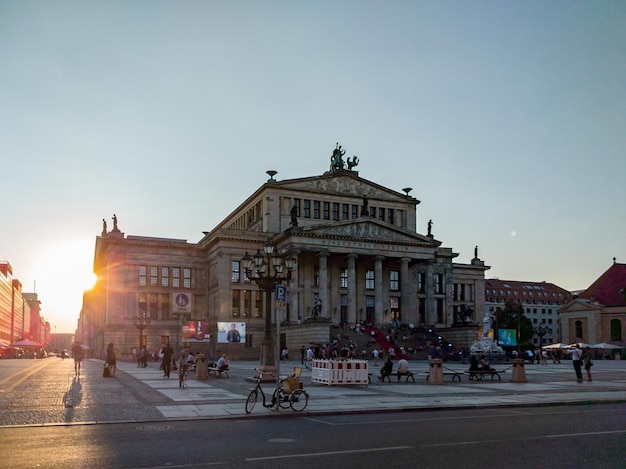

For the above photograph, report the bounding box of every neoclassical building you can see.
[79,146,489,359]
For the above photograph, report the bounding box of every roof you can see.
[579,262,626,306]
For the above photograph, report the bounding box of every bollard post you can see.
[511,358,527,383]
[427,358,444,384]
[196,353,208,380]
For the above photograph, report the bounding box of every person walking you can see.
[72,340,84,376]
[161,343,174,378]
[583,346,593,382]
[106,343,117,377]
[570,345,583,383]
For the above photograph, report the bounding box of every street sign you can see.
[276,285,286,302]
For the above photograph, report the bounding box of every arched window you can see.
[610,319,622,341]
[575,320,583,340]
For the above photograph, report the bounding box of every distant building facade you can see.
[485,279,572,347]
[0,262,33,344]
[79,146,490,359]
[560,261,626,347]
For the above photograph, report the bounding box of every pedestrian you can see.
[570,345,583,383]
[583,346,593,382]
[72,340,84,376]
[106,342,117,377]
[161,342,174,378]
[372,348,380,366]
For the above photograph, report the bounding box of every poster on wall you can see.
[183,321,210,342]
[497,329,517,346]
[217,322,246,344]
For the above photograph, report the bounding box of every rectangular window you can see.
[150,266,158,286]
[303,199,311,218]
[332,202,339,221]
[340,268,348,288]
[172,267,180,288]
[390,270,399,291]
[378,207,385,221]
[387,208,394,224]
[365,269,374,290]
[418,272,425,293]
[323,201,330,220]
[232,290,240,317]
[313,200,320,219]
[351,205,359,219]
[314,265,320,287]
[369,206,375,217]
[294,198,301,216]
[183,268,191,288]
[139,266,147,287]
[243,290,251,318]
[436,299,444,323]
[435,274,443,294]
[161,294,170,319]
[149,293,158,319]
[232,261,240,283]
[139,293,147,316]
[161,267,169,287]
[342,203,349,220]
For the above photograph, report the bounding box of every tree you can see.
[494,300,533,345]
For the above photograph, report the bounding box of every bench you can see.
[424,371,462,382]
[208,367,229,378]
[375,371,415,383]
[465,369,505,381]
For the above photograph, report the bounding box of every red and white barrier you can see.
[311,359,369,385]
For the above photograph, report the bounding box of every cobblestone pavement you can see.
[1,358,626,427]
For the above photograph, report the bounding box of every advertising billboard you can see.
[183,321,210,342]
[217,322,246,344]
[497,329,517,346]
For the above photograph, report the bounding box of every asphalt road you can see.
[1,403,625,468]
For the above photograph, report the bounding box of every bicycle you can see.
[245,369,309,414]
[179,363,189,388]
[304,357,313,370]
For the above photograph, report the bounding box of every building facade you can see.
[559,261,626,347]
[79,147,490,359]
[0,262,33,345]
[485,279,572,347]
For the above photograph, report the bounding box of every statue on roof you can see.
[427,219,433,236]
[290,204,298,227]
[347,156,359,171]
[102,218,108,236]
[330,143,346,171]
[112,214,119,232]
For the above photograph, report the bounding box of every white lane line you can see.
[246,445,412,461]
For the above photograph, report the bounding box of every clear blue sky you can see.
[1,1,624,333]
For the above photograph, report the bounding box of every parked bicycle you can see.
[179,363,189,388]
[245,368,309,413]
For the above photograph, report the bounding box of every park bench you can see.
[424,371,462,382]
[208,366,229,378]
[465,369,505,381]
[375,370,415,383]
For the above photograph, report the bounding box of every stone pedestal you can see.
[511,358,527,383]
[427,358,444,384]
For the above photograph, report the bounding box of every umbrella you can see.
[542,343,565,350]
[591,343,624,350]
[10,339,42,348]
[567,342,590,349]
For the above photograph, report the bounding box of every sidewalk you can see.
[116,358,626,421]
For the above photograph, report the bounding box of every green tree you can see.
[494,300,533,345]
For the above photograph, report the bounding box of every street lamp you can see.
[133,312,150,352]
[535,326,549,350]
[241,239,295,376]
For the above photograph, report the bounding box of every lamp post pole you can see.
[133,313,150,358]
[241,239,295,378]
[535,326,549,352]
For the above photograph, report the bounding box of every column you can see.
[400,257,411,324]
[318,251,329,318]
[374,256,384,325]
[289,250,300,322]
[347,253,357,324]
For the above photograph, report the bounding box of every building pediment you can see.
[291,219,439,246]
[560,298,604,314]
[276,173,411,202]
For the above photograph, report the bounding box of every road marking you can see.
[0,360,50,396]
[246,445,412,461]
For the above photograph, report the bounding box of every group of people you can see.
[570,344,593,383]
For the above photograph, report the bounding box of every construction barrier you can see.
[311,359,369,385]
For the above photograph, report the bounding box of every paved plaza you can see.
[1,357,625,427]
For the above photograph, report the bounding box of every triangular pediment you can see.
[293,219,439,245]
[276,172,411,202]
[560,298,604,314]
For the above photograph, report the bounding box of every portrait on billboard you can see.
[497,328,517,346]
[217,322,246,344]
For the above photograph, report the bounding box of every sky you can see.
[1,1,625,334]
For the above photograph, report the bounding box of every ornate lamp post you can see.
[241,239,295,376]
[535,326,549,350]
[133,312,150,352]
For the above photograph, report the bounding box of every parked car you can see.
[47,352,57,358]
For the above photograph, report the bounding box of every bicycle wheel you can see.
[289,389,309,412]
[275,389,290,409]
[245,389,258,414]
[179,370,186,388]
